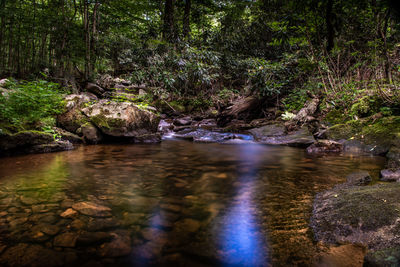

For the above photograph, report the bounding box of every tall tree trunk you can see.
[163,0,175,42]
[183,0,191,39]
[326,0,334,52]
[381,10,392,83]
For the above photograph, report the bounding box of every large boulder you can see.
[82,100,160,138]
[0,131,73,156]
[81,123,103,144]
[249,125,315,147]
[311,183,400,266]
[57,94,96,134]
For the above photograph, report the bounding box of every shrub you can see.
[0,80,66,129]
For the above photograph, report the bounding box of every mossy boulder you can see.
[82,100,160,138]
[311,183,400,266]
[57,94,96,134]
[326,116,400,150]
[0,131,73,156]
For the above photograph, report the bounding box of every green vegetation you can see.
[0,80,66,132]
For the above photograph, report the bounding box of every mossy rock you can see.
[312,183,400,250]
[324,109,349,125]
[327,116,400,147]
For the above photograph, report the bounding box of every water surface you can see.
[0,141,385,266]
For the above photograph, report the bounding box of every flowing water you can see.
[0,140,385,266]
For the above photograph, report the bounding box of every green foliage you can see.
[0,80,66,129]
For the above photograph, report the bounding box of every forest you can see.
[1,0,400,266]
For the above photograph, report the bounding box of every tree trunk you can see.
[326,0,334,52]
[163,0,175,42]
[183,0,191,38]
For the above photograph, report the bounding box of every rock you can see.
[28,140,74,154]
[380,169,400,182]
[86,217,120,231]
[72,202,112,217]
[20,195,41,205]
[53,232,78,247]
[341,140,389,156]
[57,94,94,134]
[346,171,371,186]
[32,224,60,236]
[248,124,286,140]
[306,140,343,154]
[85,83,105,97]
[0,78,9,87]
[175,218,201,233]
[250,126,315,147]
[60,208,78,218]
[173,118,192,126]
[0,243,64,267]
[81,123,103,144]
[0,131,53,153]
[311,183,400,264]
[53,127,83,143]
[77,232,113,245]
[98,232,131,257]
[386,146,400,169]
[82,100,160,138]
[314,244,366,267]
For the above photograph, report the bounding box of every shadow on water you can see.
[0,141,386,266]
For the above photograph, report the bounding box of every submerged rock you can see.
[346,171,371,186]
[53,232,78,247]
[72,202,112,217]
[98,232,131,257]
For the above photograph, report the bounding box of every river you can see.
[0,140,385,266]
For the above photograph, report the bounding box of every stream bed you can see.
[0,140,385,266]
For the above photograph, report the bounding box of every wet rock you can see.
[380,169,400,182]
[175,218,201,233]
[250,125,315,147]
[28,140,74,154]
[386,146,400,169]
[120,213,147,227]
[173,117,192,126]
[60,208,78,218]
[313,244,366,267]
[33,224,60,236]
[53,127,83,144]
[98,232,131,258]
[81,123,103,144]
[346,171,372,186]
[248,124,286,140]
[20,195,41,205]
[72,202,112,217]
[0,131,54,155]
[341,140,389,156]
[306,140,343,154]
[53,232,78,247]
[86,217,120,231]
[77,232,113,246]
[311,183,400,263]
[70,219,86,230]
[9,217,28,228]
[0,243,64,267]
[82,100,160,138]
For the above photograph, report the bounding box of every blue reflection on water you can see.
[218,144,269,266]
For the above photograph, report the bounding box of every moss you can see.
[90,114,125,131]
[324,109,349,125]
[327,116,400,147]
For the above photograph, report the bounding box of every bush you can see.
[0,80,66,130]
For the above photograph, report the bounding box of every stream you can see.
[0,139,385,266]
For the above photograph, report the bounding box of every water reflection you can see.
[218,144,269,266]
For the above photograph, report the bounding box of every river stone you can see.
[77,231,113,245]
[306,140,343,154]
[82,100,160,138]
[248,124,286,140]
[32,224,60,236]
[173,117,192,126]
[53,232,78,247]
[72,202,112,217]
[380,169,400,182]
[0,243,64,267]
[86,217,120,231]
[60,208,78,218]
[346,171,372,186]
[28,140,74,154]
[386,146,400,169]
[20,196,41,205]
[98,232,131,258]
